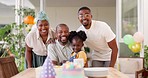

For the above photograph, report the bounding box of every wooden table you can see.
[11,67,129,78]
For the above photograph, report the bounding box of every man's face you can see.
[78,9,92,28]
[56,26,69,45]
[37,20,49,37]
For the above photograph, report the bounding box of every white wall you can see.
[0,7,116,33]
[0,17,15,24]
[144,0,148,45]
[97,7,116,33]
[0,7,15,24]
[35,7,116,33]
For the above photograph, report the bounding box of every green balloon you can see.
[128,42,135,49]
[123,34,135,45]
[128,44,133,49]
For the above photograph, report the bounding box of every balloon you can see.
[133,32,144,43]
[34,18,37,24]
[129,43,141,53]
[123,34,135,45]
[24,15,34,24]
[128,43,134,49]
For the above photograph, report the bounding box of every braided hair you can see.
[69,30,87,43]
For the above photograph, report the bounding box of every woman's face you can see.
[72,39,83,53]
[37,20,49,37]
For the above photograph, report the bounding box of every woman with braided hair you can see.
[69,30,88,67]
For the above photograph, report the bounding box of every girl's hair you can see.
[69,30,87,43]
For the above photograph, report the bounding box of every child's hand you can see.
[60,60,68,65]
[62,60,67,64]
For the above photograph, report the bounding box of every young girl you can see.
[68,30,88,67]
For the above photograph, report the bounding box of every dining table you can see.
[11,67,129,78]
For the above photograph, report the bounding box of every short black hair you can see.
[69,30,87,43]
[78,6,91,13]
[56,23,69,32]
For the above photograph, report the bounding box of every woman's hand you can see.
[47,38,55,44]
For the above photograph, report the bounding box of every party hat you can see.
[40,56,56,78]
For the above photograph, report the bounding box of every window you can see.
[116,0,143,57]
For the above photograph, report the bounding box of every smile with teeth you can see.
[42,30,47,33]
[61,36,67,40]
[83,20,87,22]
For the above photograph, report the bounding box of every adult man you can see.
[48,24,72,65]
[77,6,118,67]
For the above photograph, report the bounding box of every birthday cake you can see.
[61,62,83,78]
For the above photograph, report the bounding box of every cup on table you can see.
[74,58,84,68]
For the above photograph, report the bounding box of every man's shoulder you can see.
[48,43,56,47]
[93,20,110,29]
[77,25,85,32]
[93,20,107,25]
[48,40,61,49]
[48,41,59,48]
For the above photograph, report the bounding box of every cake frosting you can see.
[61,62,83,78]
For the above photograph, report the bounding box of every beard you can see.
[58,40,68,45]
[83,24,89,27]
[82,20,89,27]
[61,39,68,43]
[82,20,91,29]
[58,36,68,45]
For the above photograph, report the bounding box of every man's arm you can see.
[108,38,118,67]
[25,44,32,68]
[47,44,58,65]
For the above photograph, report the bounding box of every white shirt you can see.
[77,20,116,61]
[48,40,72,64]
[25,29,55,56]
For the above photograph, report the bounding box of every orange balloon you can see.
[24,15,34,24]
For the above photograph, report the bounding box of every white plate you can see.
[84,67,109,77]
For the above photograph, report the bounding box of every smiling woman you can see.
[25,11,55,68]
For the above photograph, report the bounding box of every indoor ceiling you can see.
[29,0,116,7]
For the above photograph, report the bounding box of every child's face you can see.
[71,39,83,53]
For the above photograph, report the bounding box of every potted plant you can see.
[0,23,26,71]
[0,24,12,57]
[0,8,35,72]
[143,45,148,77]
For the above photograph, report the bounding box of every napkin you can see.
[40,56,56,78]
